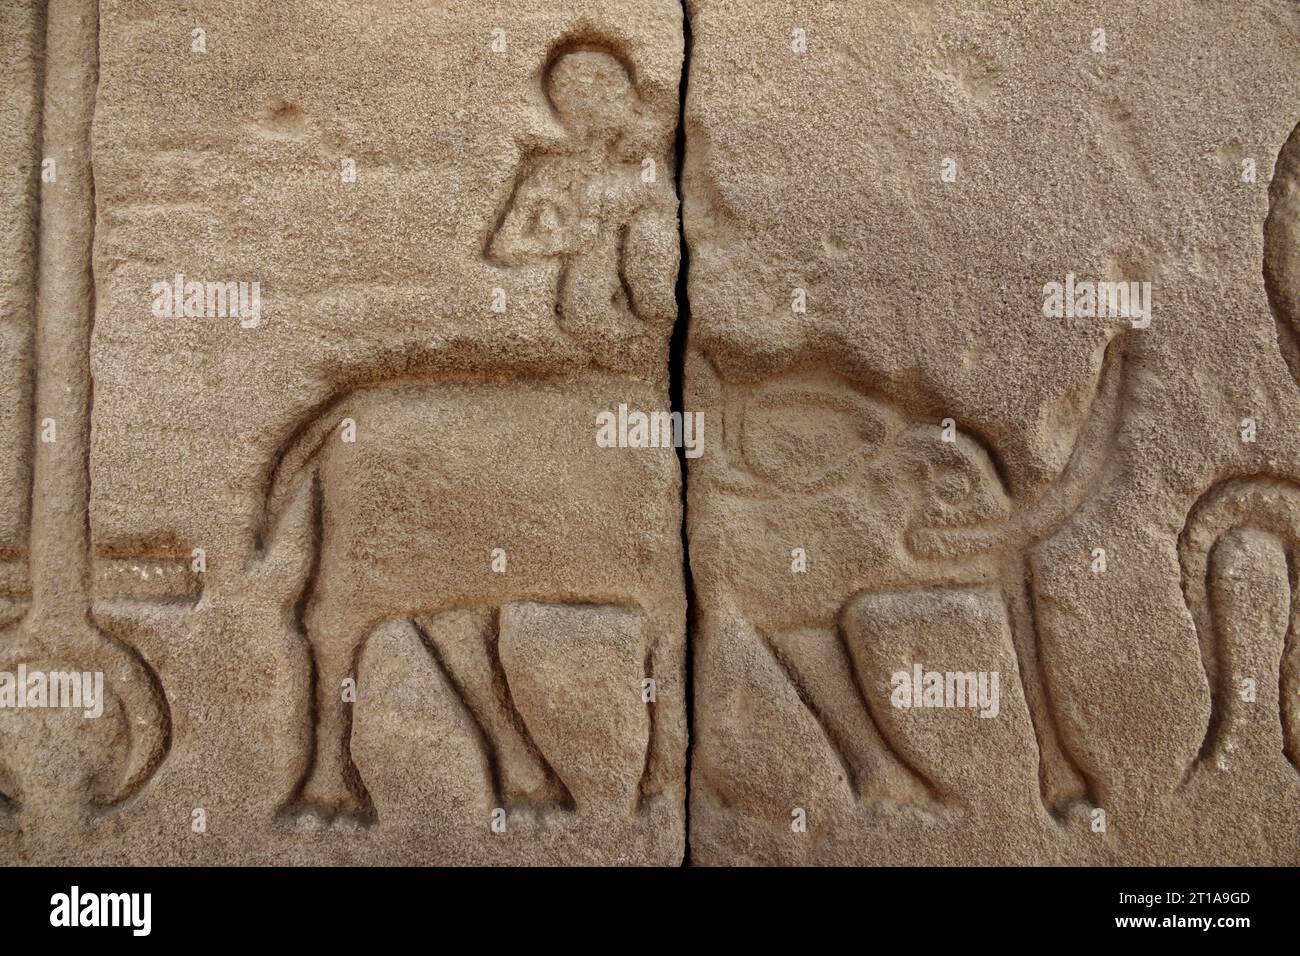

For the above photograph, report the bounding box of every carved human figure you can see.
[243,42,683,823]
[485,46,678,367]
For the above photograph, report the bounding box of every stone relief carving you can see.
[486,40,678,372]
[1178,478,1300,784]
[255,379,663,822]
[1,0,1296,870]
[690,335,1128,819]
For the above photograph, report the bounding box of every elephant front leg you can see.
[292,631,374,821]
[1002,556,1095,815]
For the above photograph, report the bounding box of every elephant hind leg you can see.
[497,602,649,815]
[284,632,374,823]
[412,610,567,809]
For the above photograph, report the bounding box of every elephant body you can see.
[258,374,680,819]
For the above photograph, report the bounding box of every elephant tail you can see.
[258,396,349,555]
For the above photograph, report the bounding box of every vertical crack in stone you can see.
[670,0,694,866]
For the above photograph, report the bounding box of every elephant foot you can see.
[280,805,376,829]
[280,792,376,828]
[291,640,376,824]
[280,763,376,826]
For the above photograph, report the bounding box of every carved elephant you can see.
[689,336,1127,815]
[255,375,679,820]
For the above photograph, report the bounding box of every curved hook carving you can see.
[1178,477,1300,784]
[1265,119,1300,390]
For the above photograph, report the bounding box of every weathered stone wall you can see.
[0,0,1297,865]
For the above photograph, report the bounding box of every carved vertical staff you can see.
[29,0,97,638]
[0,2,43,626]
[0,0,168,823]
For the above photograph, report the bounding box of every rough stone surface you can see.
[684,0,1300,864]
[2,0,1299,867]
[1,0,685,865]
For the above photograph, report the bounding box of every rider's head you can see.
[545,48,637,140]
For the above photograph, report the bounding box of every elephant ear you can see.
[737,375,904,492]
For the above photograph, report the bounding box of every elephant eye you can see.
[740,379,895,488]
[909,431,1011,526]
[932,462,973,503]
